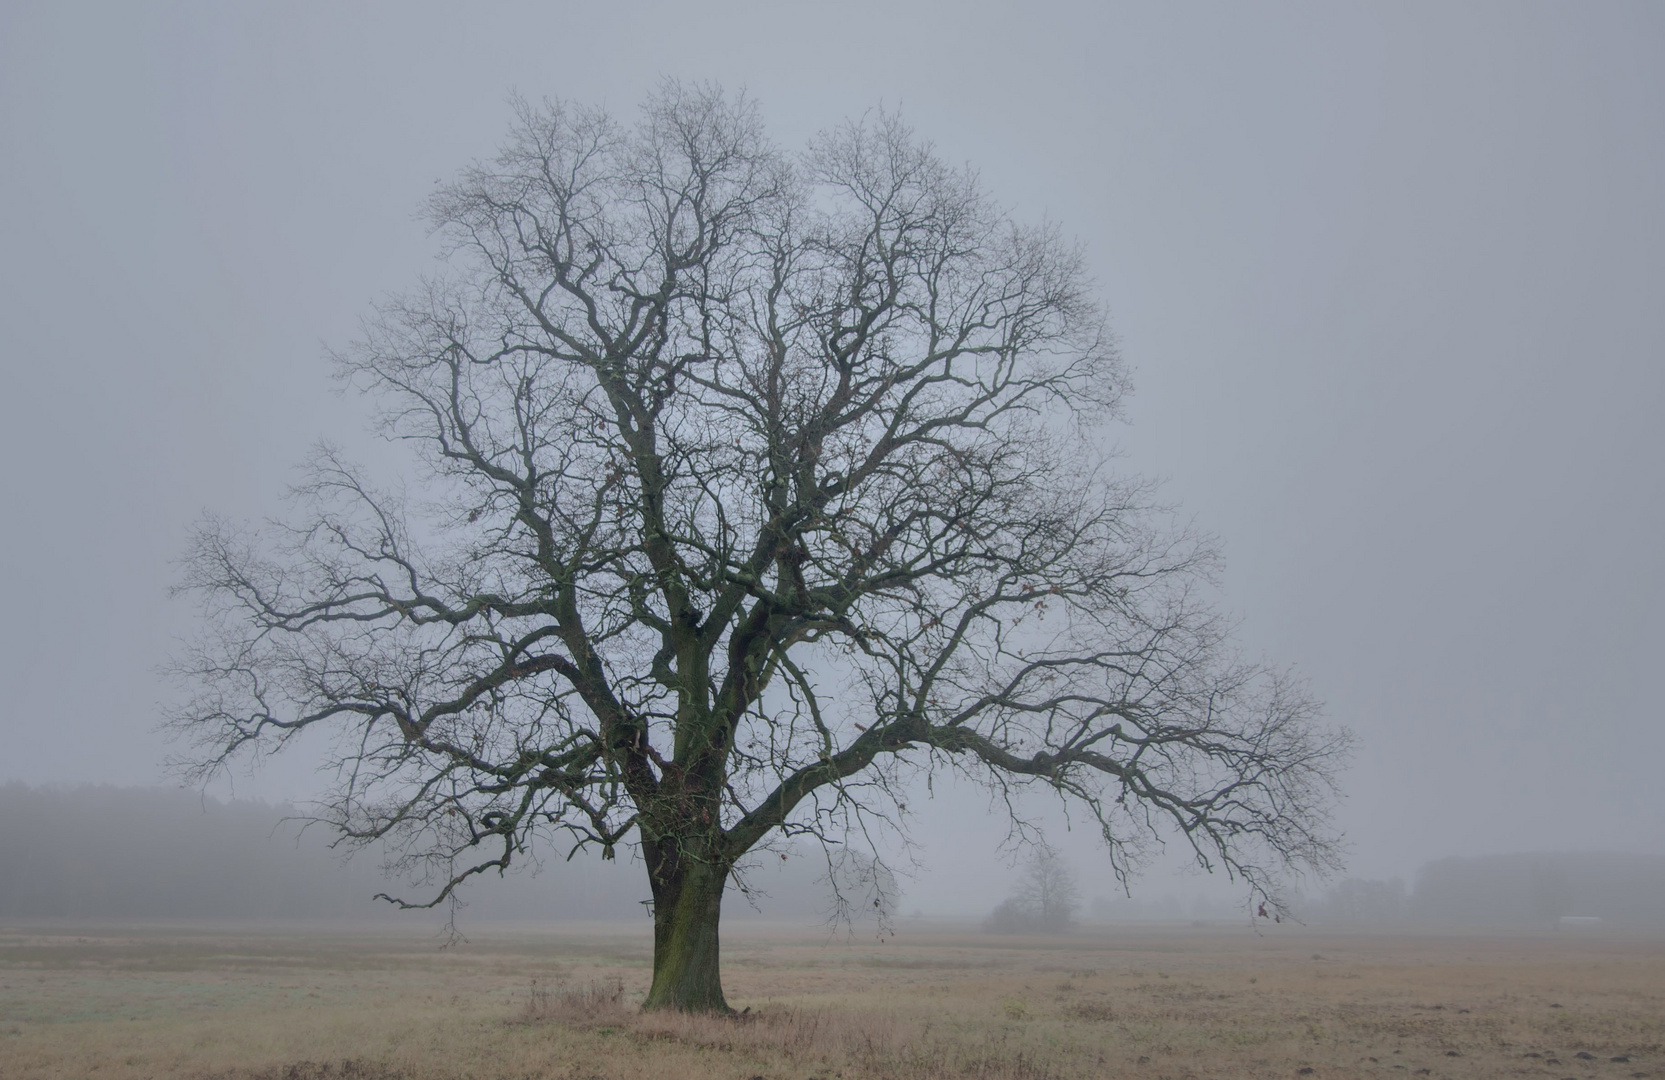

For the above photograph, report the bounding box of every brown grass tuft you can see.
[520,975,629,1026]
[204,1062,420,1080]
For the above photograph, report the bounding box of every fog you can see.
[4,783,1660,932]
[2,4,1662,922]
[0,784,898,926]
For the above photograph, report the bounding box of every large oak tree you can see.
[175,83,1348,1012]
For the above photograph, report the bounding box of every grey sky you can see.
[2,2,1661,912]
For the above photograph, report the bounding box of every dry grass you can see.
[2,920,1662,1079]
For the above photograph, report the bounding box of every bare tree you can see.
[1307,877,1407,925]
[173,82,1349,1012]
[985,849,1080,934]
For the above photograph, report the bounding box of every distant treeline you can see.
[1408,852,1665,928]
[0,784,895,923]
[6,784,1659,929]
[1296,852,1665,929]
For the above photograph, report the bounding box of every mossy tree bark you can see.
[642,849,730,1012]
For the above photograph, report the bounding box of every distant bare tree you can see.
[985,849,1080,934]
[1308,877,1407,925]
[173,82,1350,1012]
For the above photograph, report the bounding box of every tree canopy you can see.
[174,82,1349,1011]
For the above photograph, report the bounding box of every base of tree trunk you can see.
[642,860,730,1012]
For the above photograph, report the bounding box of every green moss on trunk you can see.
[642,858,729,1012]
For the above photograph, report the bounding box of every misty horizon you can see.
[4,782,1660,932]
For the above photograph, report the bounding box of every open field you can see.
[1,921,1661,1080]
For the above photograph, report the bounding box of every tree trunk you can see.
[642,856,730,1012]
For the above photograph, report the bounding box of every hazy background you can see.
[2,2,1661,920]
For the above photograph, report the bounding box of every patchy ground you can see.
[1,921,1660,1079]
